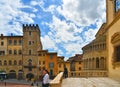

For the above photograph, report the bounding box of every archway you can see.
[18,70,23,80]
[26,73,34,81]
[8,70,16,79]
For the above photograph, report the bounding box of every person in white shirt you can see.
[42,69,50,87]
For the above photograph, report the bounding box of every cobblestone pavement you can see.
[62,77,120,87]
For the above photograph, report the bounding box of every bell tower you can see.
[106,0,116,25]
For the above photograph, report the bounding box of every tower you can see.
[106,0,116,25]
[22,24,42,80]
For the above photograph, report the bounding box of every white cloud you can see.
[30,1,38,6]
[56,0,105,26]
[0,0,106,59]
[0,0,36,35]
[41,35,57,50]
[42,0,106,58]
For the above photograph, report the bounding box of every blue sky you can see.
[0,0,119,60]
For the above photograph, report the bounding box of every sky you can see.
[0,0,120,60]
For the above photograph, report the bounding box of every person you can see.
[64,67,68,78]
[42,69,50,87]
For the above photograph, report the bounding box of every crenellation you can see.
[22,24,40,32]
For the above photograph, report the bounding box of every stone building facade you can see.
[106,0,120,81]
[82,24,108,77]
[66,54,83,77]
[0,24,59,80]
[82,0,120,80]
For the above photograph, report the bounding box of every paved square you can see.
[62,78,120,87]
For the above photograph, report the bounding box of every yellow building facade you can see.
[67,54,83,77]
[106,0,120,81]
[82,25,108,77]
[82,0,120,80]
[0,24,60,80]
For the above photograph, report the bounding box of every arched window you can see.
[29,50,31,55]
[9,60,12,65]
[96,58,99,69]
[4,60,7,65]
[18,49,22,55]
[14,60,17,65]
[9,49,12,54]
[19,60,22,65]
[14,49,17,55]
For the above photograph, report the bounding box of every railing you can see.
[50,72,63,87]
[69,70,108,77]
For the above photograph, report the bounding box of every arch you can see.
[86,59,88,69]
[96,57,99,69]
[9,60,12,65]
[19,60,22,65]
[14,60,17,65]
[18,49,22,55]
[4,60,7,66]
[92,58,95,70]
[18,70,23,80]
[14,49,17,55]
[8,70,16,79]
[26,73,34,81]
[89,58,92,70]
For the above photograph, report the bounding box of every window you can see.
[29,31,31,35]
[14,49,17,55]
[38,53,42,56]
[29,41,32,45]
[18,49,22,55]
[1,42,4,46]
[14,60,17,65]
[79,67,81,70]
[4,60,7,65]
[59,64,61,68]
[0,61,2,65]
[19,40,22,45]
[9,60,12,65]
[79,62,81,64]
[28,62,32,71]
[14,40,17,45]
[50,54,53,59]
[43,54,45,56]
[49,62,54,68]
[115,45,120,62]
[39,61,41,65]
[29,50,31,55]
[8,40,12,45]
[9,50,12,54]
[43,61,45,65]
[96,58,99,68]
[0,51,5,55]
[19,60,22,65]
[39,67,41,71]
